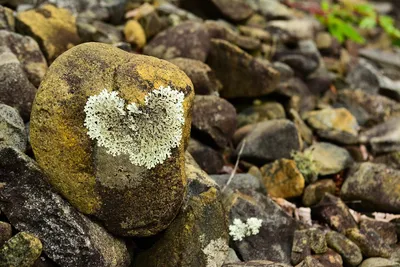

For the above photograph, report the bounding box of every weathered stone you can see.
[224,248,241,264]
[0,104,27,152]
[0,232,42,267]
[268,19,320,40]
[359,48,400,70]
[0,30,47,87]
[0,146,131,267]
[144,21,210,62]
[260,159,305,199]
[169,57,221,95]
[226,190,297,264]
[274,51,319,77]
[224,261,292,267]
[311,193,357,233]
[359,258,399,267]
[205,20,261,50]
[210,0,253,21]
[239,25,271,42]
[289,109,313,145]
[326,231,362,267]
[245,0,292,19]
[236,120,300,165]
[211,173,265,194]
[374,152,400,169]
[346,58,381,94]
[309,249,343,267]
[302,179,336,207]
[360,117,400,154]
[336,89,400,126]
[237,102,285,128]
[346,227,392,258]
[341,163,400,213]
[0,6,14,31]
[192,95,237,148]
[29,43,194,236]
[77,20,122,44]
[123,19,146,49]
[0,46,37,121]
[0,222,12,247]
[305,108,359,144]
[188,138,224,174]
[291,228,327,265]
[360,218,397,245]
[305,142,353,175]
[135,156,228,267]
[16,4,81,62]
[207,39,280,98]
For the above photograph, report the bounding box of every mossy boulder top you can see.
[30,42,194,236]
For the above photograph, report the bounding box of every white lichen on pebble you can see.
[202,238,229,267]
[229,217,263,241]
[84,86,185,169]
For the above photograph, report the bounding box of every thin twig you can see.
[222,140,246,192]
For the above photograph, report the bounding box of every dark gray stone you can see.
[0,104,27,152]
[188,139,224,174]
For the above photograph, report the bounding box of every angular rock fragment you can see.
[0,232,42,267]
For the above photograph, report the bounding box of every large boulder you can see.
[29,42,195,236]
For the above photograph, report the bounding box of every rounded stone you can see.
[0,104,27,152]
[123,19,146,49]
[0,232,42,267]
[30,42,194,236]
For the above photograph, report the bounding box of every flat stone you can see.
[0,146,131,267]
[144,21,210,62]
[0,104,27,152]
[260,159,305,199]
[360,218,397,245]
[302,179,336,207]
[210,173,265,194]
[188,139,224,174]
[211,0,253,21]
[346,58,381,94]
[268,19,319,40]
[77,20,122,44]
[237,102,285,128]
[311,193,357,234]
[236,120,300,165]
[346,227,392,258]
[192,95,237,148]
[207,39,280,98]
[16,4,81,62]
[341,162,400,213]
[305,142,353,175]
[305,108,359,144]
[359,257,399,267]
[169,57,222,95]
[245,0,293,19]
[0,6,14,31]
[326,231,362,266]
[274,51,319,77]
[0,232,42,267]
[359,48,400,70]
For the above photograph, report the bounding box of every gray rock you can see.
[0,47,37,121]
[237,120,300,165]
[210,173,265,193]
[274,50,319,77]
[224,248,241,264]
[77,20,122,44]
[224,261,292,267]
[326,231,362,266]
[192,95,237,148]
[341,162,400,213]
[144,21,210,62]
[305,142,353,175]
[346,227,392,258]
[359,48,400,70]
[169,57,221,95]
[226,190,298,264]
[359,257,399,267]
[360,218,397,245]
[0,5,14,31]
[311,193,357,234]
[360,117,400,154]
[0,104,27,152]
[291,228,327,265]
[188,139,224,174]
[0,146,131,267]
[346,58,381,94]
[237,102,285,128]
[245,0,293,19]
[207,39,280,98]
[0,30,47,87]
[302,179,336,207]
[267,19,320,40]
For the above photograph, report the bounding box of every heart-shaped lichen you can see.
[84,86,185,169]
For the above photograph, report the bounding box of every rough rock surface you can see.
[188,138,224,174]
[0,146,131,267]
[0,232,42,267]
[326,231,362,266]
[29,42,195,236]
[0,104,27,152]
[302,179,336,207]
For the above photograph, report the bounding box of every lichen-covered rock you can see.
[302,179,336,207]
[237,102,286,128]
[326,231,362,267]
[144,21,210,62]
[0,6,14,31]
[304,108,359,144]
[346,227,392,258]
[359,257,399,267]
[260,159,305,199]
[29,42,194,236]
[291,228,327,265]
[0,222,12,247]
[341,163,400,213]
[236,120,300,165]
[16,4,81,62]
[0,46,37,121]
[135,155,228,267]
[123,19,146,49]
[192,95,237,148]
[311,193,357,233]
[304,142,353,175]
[77,20,122,44]
[0,232,42,267]
[188,139,224,174]
[0,146,131,267]
[0,104,27,152]
[207,39,280,98]
[360,218,397,245]
[169,57,222,95]
[226,190,298,264]
[0,30,47,87]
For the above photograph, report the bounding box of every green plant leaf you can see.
[355,3,375,16]
[359,17,376,29]
[321,0,330,12]
[340,21,365,43]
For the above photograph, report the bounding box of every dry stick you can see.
[222,140,246,192]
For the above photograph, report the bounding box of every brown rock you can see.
[187,139,224,174]
[302,179,336,207]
